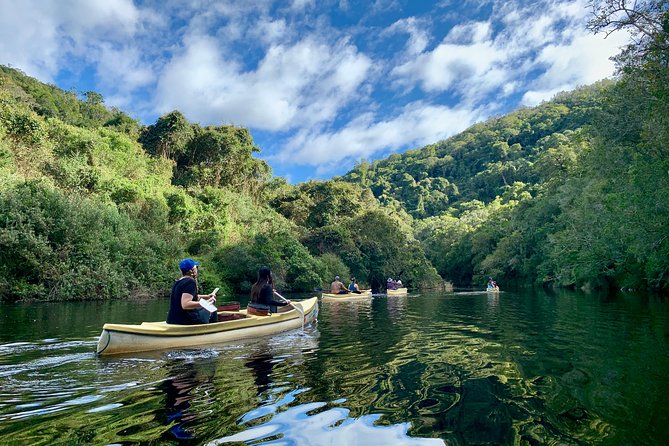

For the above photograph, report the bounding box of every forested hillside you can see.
[342,2,669,292]
[0,66,441,301]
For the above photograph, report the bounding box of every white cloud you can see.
[277,102,481,169]
[391,19,507,98]
[0,0,141,81]
[290,0,315,10]
[155,34,372,130]
[521,22,629,105]
[96,44,154,92]
[385,17,431,55]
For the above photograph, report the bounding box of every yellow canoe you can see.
[96,297,318,356]
[387,287,408,296]
[322,290,372,302]
[486,286,500,293]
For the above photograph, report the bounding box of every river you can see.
[0,288,667,445]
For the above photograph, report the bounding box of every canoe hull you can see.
[97,297,318,356]
[322,290,372,302]
[486,287,500,293]
[387,287,408,296]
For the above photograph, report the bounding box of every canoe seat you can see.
[247,306,269,316]
[217,313,247,322]
[217,301,241,312]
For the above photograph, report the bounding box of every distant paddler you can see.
[486,277,500,292]
[347,277,363,294]
[330,275,351,294]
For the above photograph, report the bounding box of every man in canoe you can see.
[387,277,397,290]
[166,258,218,325]
[348,277,362,294]
[330,276,350,294]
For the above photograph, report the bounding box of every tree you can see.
[138,111,193,159]
[588,0,669,72]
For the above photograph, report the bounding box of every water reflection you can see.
[209,400,445,445]
[0,290,668,444]
[245,350,276,396]
[160,360,215,441]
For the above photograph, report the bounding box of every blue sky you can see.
[0,0,628,183]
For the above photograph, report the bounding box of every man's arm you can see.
[181,292,216,310]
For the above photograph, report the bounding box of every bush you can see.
[0,181,180,301]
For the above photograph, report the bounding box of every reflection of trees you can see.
[160,360,212,441]
[300,292,530,442]
[386,295,408,324]
[245,349,275,395]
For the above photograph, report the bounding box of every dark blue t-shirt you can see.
[167,277,208,324]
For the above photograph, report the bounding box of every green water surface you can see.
[0,288,667,445]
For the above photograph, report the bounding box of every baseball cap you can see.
[179,258,200,272]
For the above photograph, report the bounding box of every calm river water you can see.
[0,289,668,445]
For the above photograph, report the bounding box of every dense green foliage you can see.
[0,67,441,301]
[343,2,669,292]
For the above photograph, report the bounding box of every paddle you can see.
[273,290,305,331]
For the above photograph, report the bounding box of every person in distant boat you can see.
[396,279,403,287]
[348,277,362,294]
[330,275,349,294]
[487,277,498,289]
[167,258,218,325]
[248,266,291,315]
[387,277,397,291]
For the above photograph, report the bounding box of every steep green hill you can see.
[0,66,442,301]
[342,81,612,218]
[342,78,667,292]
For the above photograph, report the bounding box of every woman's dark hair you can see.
[251,266,273,303]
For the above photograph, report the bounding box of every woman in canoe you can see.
[248,266,292,315]
[166,258,218,325]
[348,277,362,294]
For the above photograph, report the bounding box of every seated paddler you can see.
[330,275,350,294]
[248,266,291,316]
[348,277,362,294]
[167,258,218,325]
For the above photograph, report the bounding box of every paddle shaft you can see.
[272,290,304,319]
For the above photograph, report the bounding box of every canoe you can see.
[322,290,372,302]
[486,286,500,293]
[387,287,408,296]
[96,297,318,356]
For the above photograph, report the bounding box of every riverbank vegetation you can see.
[0,66,441,301]
[0,1,666,300]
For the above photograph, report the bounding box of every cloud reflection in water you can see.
[208,401,444,446]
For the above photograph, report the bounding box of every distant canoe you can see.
[322,290,372,302]
[486,286,500,293]
[387,287,408,296]
[97,297,318,356]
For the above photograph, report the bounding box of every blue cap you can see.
[179,258,200,272]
